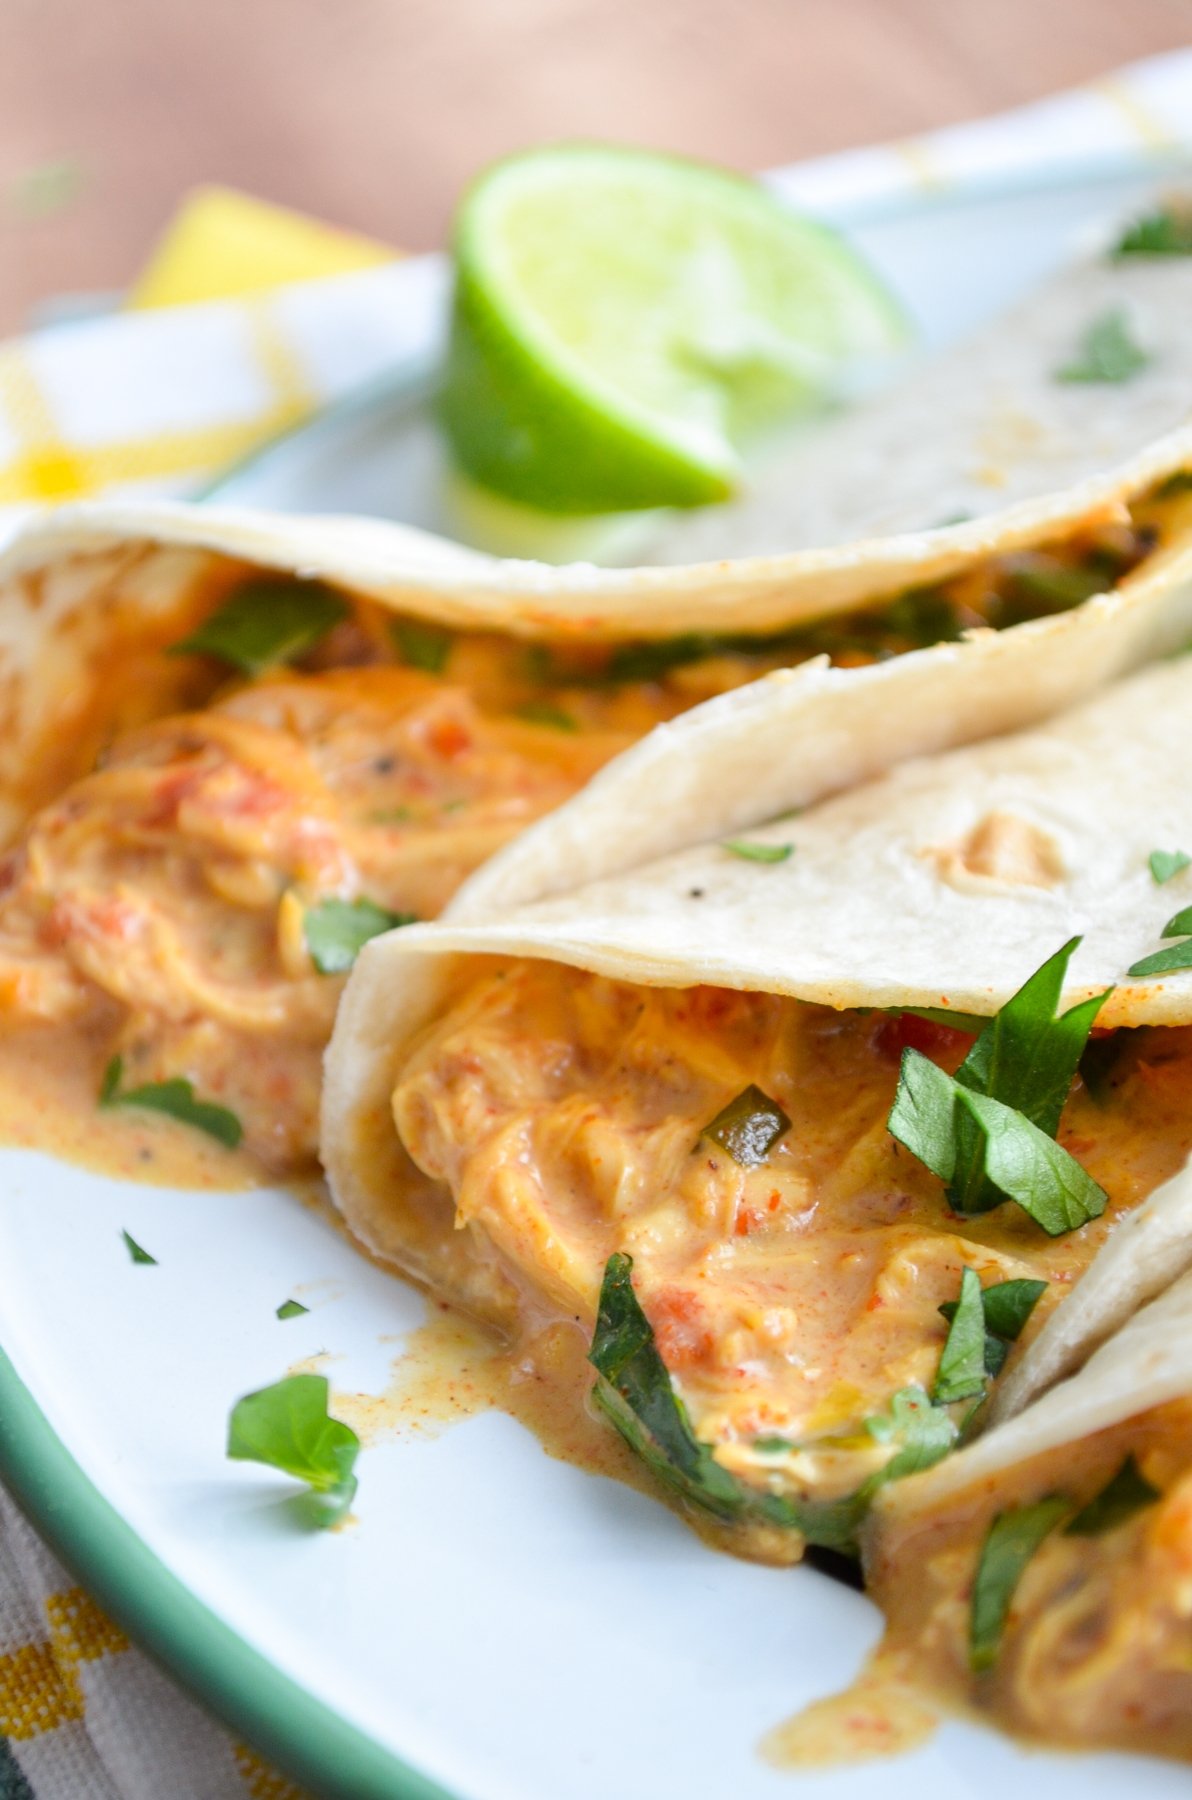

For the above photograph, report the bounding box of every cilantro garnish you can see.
[515,701,580,732]
[701,1084,790,1167]
[1065,1454,1159,1536]
[121,1229,157,1266]
[304,897,416,975]
[893,1057,1106,1235]
[1007,557,1111,611]
[171,579,347,675]
[1149,849,1192,885]
[588,1256,953,1555]
[888,940,1110,1233]
[391,618,452,674]
[227,1374,359,1527]
[276,1299,309,1321]
[606,635,711,684]
[970,1497,1070,1672]
[721,840,793,864]
[939,1274,1047,1390]
[864,1386,957,1481]
[932,1269,987,1404]
[1128,902,1192,977]
[100,1057,242,1149]
[1055,308,1150,384]
[1114,205,1192,258]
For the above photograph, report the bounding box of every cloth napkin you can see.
[2,47,1192,1800]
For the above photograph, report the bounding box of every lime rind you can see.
[442,143,908,514]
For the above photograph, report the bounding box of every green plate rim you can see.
[0,1340,458,1800]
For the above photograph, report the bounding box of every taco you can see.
[324,641,1192,1567]
[5,441,1191,1181]
[862,1260,1192,1758]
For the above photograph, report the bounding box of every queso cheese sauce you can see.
[866,1398,1192,1758]
[0,493,1174,1181]
[392,961,1192,1533]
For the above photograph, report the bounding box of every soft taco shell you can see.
[322,575,1192,1390]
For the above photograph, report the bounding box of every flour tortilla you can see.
[642,247,1192,563]
[322,571,1192,1382]
[5,410,1189,846]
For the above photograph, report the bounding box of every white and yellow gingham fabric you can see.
[2,46,1192,1800]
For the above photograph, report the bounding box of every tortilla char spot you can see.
[928,809,1065,893]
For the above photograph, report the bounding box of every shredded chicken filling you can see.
[394,962,1192,1506]
[0,496,1171,1176]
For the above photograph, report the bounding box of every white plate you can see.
[4,157,1192,1800]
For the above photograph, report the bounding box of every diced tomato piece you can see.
[427,717,473,759]
[875,1012,975,1064]
[647,1286,715,1371]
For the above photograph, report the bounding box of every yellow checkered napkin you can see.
[1,46,1192,1800]
[0,1499,305,1800]
[0,184,442,540]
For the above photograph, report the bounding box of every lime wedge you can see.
[441,144,907,514]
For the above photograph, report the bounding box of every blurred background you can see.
[3,0,1192,334]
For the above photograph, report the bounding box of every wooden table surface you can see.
[2,0,1191,334]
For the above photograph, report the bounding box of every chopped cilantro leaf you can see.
[515,702,579,731]
[1056,308,1150,384]
[932,1268,987,1405]
[890,941,1110,1231]
[1115,206,1192,258]
[970,1497,1070,1672]
[304,897,416,975]
[1150,849,1192,885]
[890,1052,1106,1235]
[954,939,1110,1140]
[99,1057,242,1148]
[865,1386,957,1481]
[391,618,451,674]
[974,1277,1047,1342]
[752,1435,795,1455]
[1128,941,1192,977]
[276,1299,309,1321]
[606,635,711,684]
[121,1229,157,1266]
[1064,1455,1159,1536]
[1007,557,1111,610]
[227,1373,359,1527]
[940,1277,1047,1381]
[957,1086,1107,1235]
[721,840,793,864]
[702,1084,790,1167]
[1129,902,1192,977]
[171,579,347,675]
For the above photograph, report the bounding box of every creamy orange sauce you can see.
[0,503,1170,1184]
[864,1398,1192,1760]
[393,963,1192,1518]
[331,1305,655,1501]
[762,1651,940,1767]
